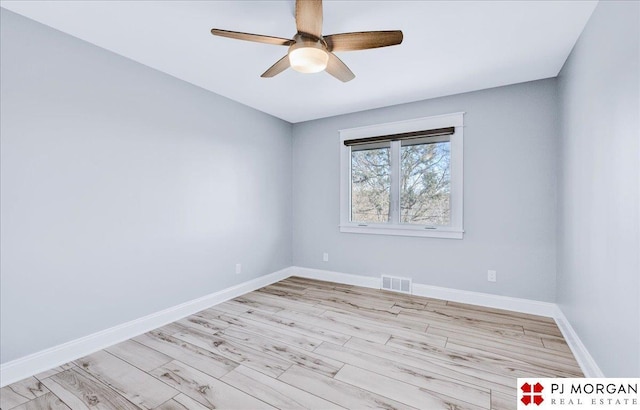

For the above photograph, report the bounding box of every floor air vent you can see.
[381,275,412,294]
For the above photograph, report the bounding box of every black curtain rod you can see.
[343,127,455,146]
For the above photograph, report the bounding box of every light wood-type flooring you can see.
[1,276,583,410]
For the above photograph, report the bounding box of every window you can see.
[340,113,464,239]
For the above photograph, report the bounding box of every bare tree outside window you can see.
[400,141,451,225]
[349,140,451,226]
[351,147,390,222]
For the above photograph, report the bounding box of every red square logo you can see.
[521,382,544,406]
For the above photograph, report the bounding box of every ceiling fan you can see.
[210,0,403,82]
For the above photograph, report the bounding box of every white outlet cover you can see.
[235,263,242,274]
[323,253,329,262]
[488,270,497,282]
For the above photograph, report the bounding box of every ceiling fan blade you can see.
[211,29,294,46]
[325,30,403,52]
[325,52,355,82]
[261,55,291,78]
[295,0,323,38]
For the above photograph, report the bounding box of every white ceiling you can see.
[1,0,597,123]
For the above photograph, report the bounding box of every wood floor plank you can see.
[446,301,556,324]
[335,364,488,410]
[242,309,351,345]
[320,300,418,325]
[0,386,32,409]
[171,326,292,378]
[367,290,449,307]
[276,309,392,344]
[105,339,173,372]
[278,365,418,410]
[224,319,323,352]
[444,340,582,377]
[211,300,254,315]
[491,391,517,410]
[171,394,210,410]
[321,304,427,331]
[218,326,343,378]
[323,303,431,332]
[524,328,566,340]
[388,297,430,310]
[74,350,177,409]
[387,335,572,379]
[196,310,324,352]
[0,377,49,409]
[221,365,345,410]
[427,303,563,338]
[305,288,398,309]
[278,277,336,289]
[133,330,239,378]
[287,278,363,292]
[193,308,247,327]
[315,342,490,408]
[150,360,275,410]
[239,291,327,316]
[256,286,308,299]
[449,336,582,370]
[434,323,580,366]
[399,307,526,334]
[40,368,139,410]
[154,322,185,335]
[427,323,545,349]
[260,281,309,295]
[229,297,284,314]
[412,311,533,342]
[154,399,189,410]
[33,364,75,382]
[175,314,229,334]
[541,336,574,354]
[521,322,564,338]
[344,337,516,395]
[305,291,405,318]
[315,285,430,311]
[321,309,443,345]
[9,393,70,410]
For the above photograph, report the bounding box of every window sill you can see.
[339,224,464,239]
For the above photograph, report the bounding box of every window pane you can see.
[401,141,451,225]
[351,146,391,223]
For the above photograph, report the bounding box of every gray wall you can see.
[292,79,559,302]
[557,1,640,377]
[0,10,292,364]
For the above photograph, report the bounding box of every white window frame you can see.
[339,112,464,239]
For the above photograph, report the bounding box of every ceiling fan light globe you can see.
[289,46,329,73]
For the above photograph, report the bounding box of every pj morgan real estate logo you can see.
[517,378,639,409]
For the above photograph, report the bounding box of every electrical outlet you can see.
[235,263,242,274]
[323,252,329,262]
[488,270,497,282]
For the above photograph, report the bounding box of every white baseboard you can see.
[411,283,558,318]
[0,267,294,387]
[292,266,603,377]
[553,306,605,377]
[293,267,380,289]
[292,266,556,317]
[2,265,604,386]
